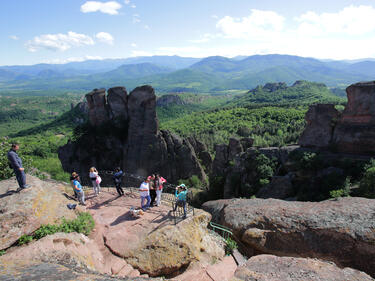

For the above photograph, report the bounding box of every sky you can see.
[1,0,375,65]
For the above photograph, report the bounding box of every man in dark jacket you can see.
[7,143,30,190]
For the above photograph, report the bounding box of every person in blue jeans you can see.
[139,177,151,211]
[7,143,30,191]
[173,184,188,218]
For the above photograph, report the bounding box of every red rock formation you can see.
[59,85,206,183]
[333,81,375,154]
[300,81,375,154]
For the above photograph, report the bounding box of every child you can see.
[139,177,151,211]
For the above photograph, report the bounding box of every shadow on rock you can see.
[0,190,18,199]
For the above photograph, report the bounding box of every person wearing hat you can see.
[72,172,85,206]
[173,184,188,218]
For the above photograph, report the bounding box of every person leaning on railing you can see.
[173,184,188,219]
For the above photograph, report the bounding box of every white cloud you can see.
[211,15,218,19]
[26,31,94,52]
[81,1,122,15]
[131,43,137,47]
[217,9,285,39]
[131,4,136,8]
[95,32,114,44]
[44,56,104,64]
[296,5,375,36]
[133,14,140,23]
[124,0,130,4]
[10,35,19,40]
[144,24,150,30]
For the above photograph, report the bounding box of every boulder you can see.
[299,104,339,148]
[0,175,77,250]
[234,255,373,281]
[202,197,375,277]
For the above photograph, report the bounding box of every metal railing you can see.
[209,222,233,240]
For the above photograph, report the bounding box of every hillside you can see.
[227,80,345,107]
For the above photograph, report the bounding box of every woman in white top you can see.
[89,167,101,196]
[139,177,151,210]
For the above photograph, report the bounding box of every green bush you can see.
[16,212,95,245]
[0,250,5,256]
[225,237,238,255]
[329,177,351,198]
[358,164,375,198]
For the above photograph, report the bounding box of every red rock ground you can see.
[82,188,237,280]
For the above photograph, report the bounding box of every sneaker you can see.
[23,184,31,189]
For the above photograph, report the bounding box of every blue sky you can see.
[1,0,375,65]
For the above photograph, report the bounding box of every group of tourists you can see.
[139,175,188,218]
[69,166,117,205]
[139,174,167,209]
[7,143,189,218]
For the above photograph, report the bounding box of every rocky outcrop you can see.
[107,86,128,122]
[202,197,375,277]
[59,85,206,183]
[85,88,109,127]
[300,81,375,154]
[156,94,185,107]
[234,255,374,281]
[299,104,339,148]
[0,175,77,250]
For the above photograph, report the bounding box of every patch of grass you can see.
[225,237,238,255]
[17,212,95,245]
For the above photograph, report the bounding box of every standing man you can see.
[7,143,30,191]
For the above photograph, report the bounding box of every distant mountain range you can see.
[0,54,374,94]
